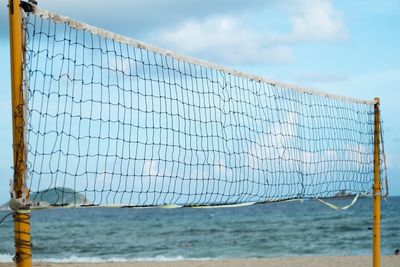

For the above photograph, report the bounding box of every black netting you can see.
[22,11,385,208]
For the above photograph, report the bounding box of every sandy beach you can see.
[1,256,398,267]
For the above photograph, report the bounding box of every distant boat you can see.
[334,190,354,198]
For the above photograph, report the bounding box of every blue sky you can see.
[0,0,399,204]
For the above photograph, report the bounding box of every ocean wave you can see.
[0,254,211,263]
[0,254,13,263]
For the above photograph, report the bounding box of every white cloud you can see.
[95,172,120,191]
[143,160,160,176]
[344,144,372,167]
[293,72,348,83]
[151,0,347,65]
[153,16,293,65]
[275,0,348,43]
[215,161,233,177]
[384,153,400,169]
[248,111,298,169]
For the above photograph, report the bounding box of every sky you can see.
[0,0,399,204]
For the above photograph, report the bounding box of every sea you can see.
[0,196,399,263]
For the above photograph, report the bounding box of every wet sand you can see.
[1,256,398,267]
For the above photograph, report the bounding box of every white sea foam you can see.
[0,254,13,263]
[0,254,211,263]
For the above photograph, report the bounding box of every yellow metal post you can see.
[373,97,381,267]
[9,0,32,266]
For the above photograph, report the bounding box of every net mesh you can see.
[22,8,386,208]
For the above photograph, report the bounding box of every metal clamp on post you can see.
[9,187,30,214]
[372,189,382,197]
[20,0,37,13]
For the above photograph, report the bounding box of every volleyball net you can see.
[18,4,387,208]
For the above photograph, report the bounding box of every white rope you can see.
[27,195,368,210]
[30,6,373,106]
[190,202,256,209]
[316,193,364,211]
[380,118,389,197]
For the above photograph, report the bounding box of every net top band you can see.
[30,6,373,106]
